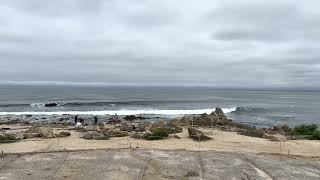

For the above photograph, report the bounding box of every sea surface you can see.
[0,85,319,127]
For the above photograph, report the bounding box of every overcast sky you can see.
[0,0,320,88]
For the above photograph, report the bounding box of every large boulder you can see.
[83,131,109,140]
[105,130,128,137]
[25,126,55,138]
[120,122,134,132]
[215,107,224,115]
[56,131,71,138]
[191,109,232,127]
[187,128,212,141]
[120,122,145,132]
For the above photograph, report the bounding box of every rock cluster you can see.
[171,108,232,127]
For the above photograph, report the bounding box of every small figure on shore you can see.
[94,116,98,125]
[74,115,78,124]
[75,121,82,128]
[79,118,84,125]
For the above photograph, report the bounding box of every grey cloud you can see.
[0,0,320,88]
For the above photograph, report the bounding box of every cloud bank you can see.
[0,0,320,88]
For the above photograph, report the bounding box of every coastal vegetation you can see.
[0,133,17,143]
[291,124,320,140]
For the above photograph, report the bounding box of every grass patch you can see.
[144,128,169,140]
[293,124,318,135]
[0,133,18,143]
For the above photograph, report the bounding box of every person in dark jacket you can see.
[94,116,98,125]
[74,115,78,124]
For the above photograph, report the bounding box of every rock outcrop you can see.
[187,128,212,141]
[168,108,232,127]
[83,131,109,140]
[24,126,55,138]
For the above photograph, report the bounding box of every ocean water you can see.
[0,85,319,127]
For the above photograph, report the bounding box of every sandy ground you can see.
[1,124,320,158]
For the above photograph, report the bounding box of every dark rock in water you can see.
[45,103,59,107]
[124,115,146,121]
[26,115,32,117]
[233,107,248,114]
[120,122,145,132]
[215,107,224,115]
[187,128,212,141]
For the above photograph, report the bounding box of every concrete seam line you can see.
[140,158,152,180]
[244,157,274,180]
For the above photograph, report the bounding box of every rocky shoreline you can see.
[0,107,312,143]
[1,107,320,158]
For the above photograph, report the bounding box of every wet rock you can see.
[45,103,59,107]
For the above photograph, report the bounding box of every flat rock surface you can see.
[0,149,319,180]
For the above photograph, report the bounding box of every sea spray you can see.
[0,107,236,116]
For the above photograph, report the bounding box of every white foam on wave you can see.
[30,103,45,108]
[0,107,236,116]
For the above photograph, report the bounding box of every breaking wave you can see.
[0,107,236,116]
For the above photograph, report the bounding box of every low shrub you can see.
[152,128,169,137]
[144,128,169,140]
[311,130,320,140]
[292,124,318,135]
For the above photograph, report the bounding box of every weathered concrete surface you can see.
[0,149,319,180]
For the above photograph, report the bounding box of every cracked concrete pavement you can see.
[0,149,319,180]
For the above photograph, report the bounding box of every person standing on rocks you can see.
[94,116,98,125]
[74,115,78,124]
